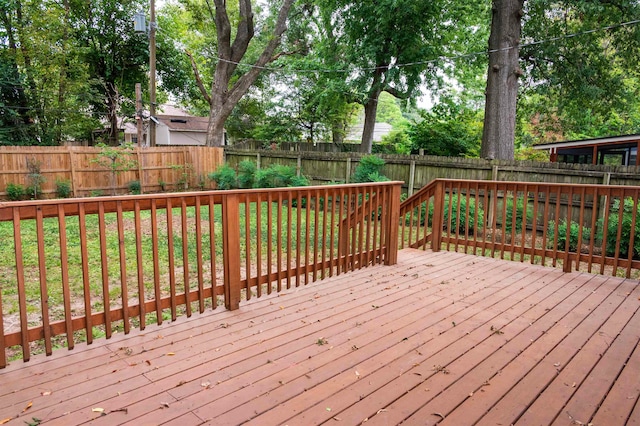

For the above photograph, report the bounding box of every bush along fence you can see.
[0,182,401,367]
[400,179,640,279]
[0,145,224,200]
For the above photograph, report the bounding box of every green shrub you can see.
[55,179,73,198]
[237,160,257,189]
[90,189,104,197]
[5,183,25,201]
[128,180,141,195]
[208,164,238,190]
[547,220,591,252]
[596,197,640,259]
[255,164,309,188]
[503,197,536,233]
[209,162,310,190]
[408,194,484,235]
[353,155,388,183]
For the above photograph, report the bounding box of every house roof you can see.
[532,134,640,150]
[156,115,209,132]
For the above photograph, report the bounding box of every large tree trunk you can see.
[360,88,382,153]
[480,0,524,160]
[204,0,295,147]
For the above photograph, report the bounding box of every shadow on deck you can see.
[1,249,639,425]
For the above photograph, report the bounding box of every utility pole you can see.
[149,0,157,147]
[135,83,143,146]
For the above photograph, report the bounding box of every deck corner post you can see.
[222,193,241,310]
[431,180,444,252]
[384,183,401,265]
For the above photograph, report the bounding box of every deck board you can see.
[1,249,639,426]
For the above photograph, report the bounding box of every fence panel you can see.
[0,146,224,199]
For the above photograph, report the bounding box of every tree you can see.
[480,0,525,160]
[183,0,296,146]
[409,100,482,157]
[519,0,640,142]
[72,0,149,145]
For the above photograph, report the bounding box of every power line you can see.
[158,18,640,75]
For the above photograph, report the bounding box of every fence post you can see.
[431,180,444,252]
[222,193,241,310]
[69,149,78,197]
[408,160,416,196]
[384,183,401,265]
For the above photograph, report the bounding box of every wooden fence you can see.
[224,148,640,193]
[0,146,224,199]
[399,179,640,279]
[0,182,401,367]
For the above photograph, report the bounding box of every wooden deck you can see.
[1,249,639,426]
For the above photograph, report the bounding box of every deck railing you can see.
[0,182,401,368]
[400,179,640,278]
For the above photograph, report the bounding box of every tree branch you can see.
[185,49,212,105]
[384,86,410,100]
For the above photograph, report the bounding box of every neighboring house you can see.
[533,134,640,166]
[345,122,393,143]
[155,115,209,146]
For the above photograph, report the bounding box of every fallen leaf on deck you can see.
[355,371,360,379]
[326,407,332,411]
[160,402,170,408]
[92,408,104,413]
[145,360,151,366]
[40,391,51,396]
[166,352,175,356]
[23,402,33,412]
[201,381,211,389]
[0,418,12,425]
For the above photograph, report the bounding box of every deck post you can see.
[431,180,444,252]
[384,184,401,265]
[222,193,241,310]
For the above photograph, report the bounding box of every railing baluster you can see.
[321,188,328,279]
[166,198,177,321]
[134,200,146,329]
[13,208,29,361]
[625,189,639,278]
[244,195,252,297]
[313,189,320,282]
[267,192,273,294]
[208,195,218,308]
[286,191,292,288]
[57,205,74,349]
[277,192,283,291]
[599,188,612,275]
[531,187,540,265]
[587,187,598,273]
[305,189,312,282]
[181,197,191,315]
[296,190,302,286]
[551,187,561,268]
[194,195,205,313]
[575,187,586,272]
[256,194,263,295]
[151,199,162,323]
[520,185,529,262]
[116,201,130,333]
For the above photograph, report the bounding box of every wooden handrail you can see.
[0,182,402,367]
